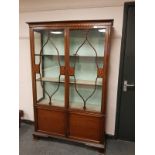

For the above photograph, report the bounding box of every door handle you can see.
[123,80,135,92]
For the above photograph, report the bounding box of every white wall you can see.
[19,6,123,135]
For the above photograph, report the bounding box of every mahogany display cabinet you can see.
[28,20,113,153]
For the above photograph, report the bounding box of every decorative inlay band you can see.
[34,65,40,73]
[68,67,75,76]
[97,68,104,78]
[60,66,65,75]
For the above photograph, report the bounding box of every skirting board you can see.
[21,119,34,125]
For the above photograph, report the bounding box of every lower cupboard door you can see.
[68,112,104,143]
[37,108,66,136]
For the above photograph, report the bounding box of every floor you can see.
[19,123,135,155]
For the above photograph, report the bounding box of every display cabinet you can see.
[28,20,113,153]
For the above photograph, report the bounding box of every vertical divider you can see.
[41,32,45,99]
[64,28,70,137]
[101,26,112,114]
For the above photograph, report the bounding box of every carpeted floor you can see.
[19,123,135,155]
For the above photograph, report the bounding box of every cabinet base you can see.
[33,131,105,153]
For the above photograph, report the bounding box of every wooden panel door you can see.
[116,2,135,141]
[37,107,66,136]
[68,111,104,143]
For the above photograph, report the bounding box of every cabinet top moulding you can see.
[27,20,114,28]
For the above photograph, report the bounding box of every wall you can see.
[19,6,123,135]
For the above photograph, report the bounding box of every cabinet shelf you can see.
[37,98,64,107]
[36,77,102,86]
[35,54,65,56]
[37,98,100,112]
[70,102,101,112]
[35,54,104,58]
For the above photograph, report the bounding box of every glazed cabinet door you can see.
[34,29,65,106]
[32,28,66,136]
[68,28,106,112]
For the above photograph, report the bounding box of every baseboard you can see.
[21,119,34,125]
[105,134,116,139]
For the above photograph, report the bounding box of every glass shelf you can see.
[69,102,101,112]
[34,53,64,56]
[34,53,104,58]
[36,77,102,86]
[37,98,64,107]
[36,99,100,112]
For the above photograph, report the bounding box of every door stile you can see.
[64,28,70,137]
[101,26,112,114]
[100,26,112,143]
[29,27,38,131]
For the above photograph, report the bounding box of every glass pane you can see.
[70,29,105,57]
[35,55,65,79]
[69,29,105,112]
[34,31,41,55]
[34,29,65,107]
[70,83,102,112]
[36,80,43,101]
[34,30,64,56]
[36,81,65,107]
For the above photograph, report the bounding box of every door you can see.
[116,2,135,141]
[67,27,106,142]
[33,28,66,136]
